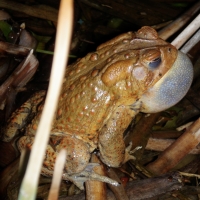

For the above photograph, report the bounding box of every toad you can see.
[2,26,193,189]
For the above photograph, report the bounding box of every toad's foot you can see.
[63,163,120,190]
[42,163,119,190]
[124,142,142,164]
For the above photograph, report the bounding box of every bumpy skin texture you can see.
[3,26,193,181]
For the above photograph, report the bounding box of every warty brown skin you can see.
[4,26,184,186]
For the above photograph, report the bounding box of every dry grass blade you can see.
[0,49,38,109]
[179,171,200,179]
[48,150,66,200]
[18,0,73,199]
[181,28,200,53]
[171,14,200,49]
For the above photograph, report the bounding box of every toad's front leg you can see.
[98,105,137,167]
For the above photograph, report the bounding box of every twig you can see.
[0,158,19,199]
[0,41,31,56]
[0,10,11,20]
[146,137,200,154]
[18,0,73,199]
[0,0,58,22]
[181,28,200,54]
[48,150,67,200]
[85,154,107,200]
[176,122,193,131]
[106,168,129,200]
[158,1,200,40]
[150,130,183,139]
[171,14,200,49]
[146,118,200,175]
[125,113,161,159]
[59,172,183,200]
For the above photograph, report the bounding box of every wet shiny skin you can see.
[3,26,193,183]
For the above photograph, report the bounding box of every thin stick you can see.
[18,0,73,199]
[48,150,67,200]
[158,1,200,40]
[171,14,200,49]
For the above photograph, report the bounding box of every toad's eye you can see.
[148,57,161,68]
[142,49,162,70]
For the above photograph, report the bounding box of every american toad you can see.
[2,26,193,189]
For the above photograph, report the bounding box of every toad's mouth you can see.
[138,51,193,113]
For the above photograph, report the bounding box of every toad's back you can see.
[49,27,179,145]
